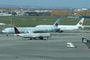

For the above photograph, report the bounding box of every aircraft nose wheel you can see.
[6,34,8,36]
[39,37,43,40]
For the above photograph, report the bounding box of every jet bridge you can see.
[82,36,90,49]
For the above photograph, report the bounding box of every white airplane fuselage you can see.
[58,25,84,30]
[2,18,60,34]
[2,27,60,34]
[13,27,52,40]
[36,25,84,31]
[14,33,52,38]
[36,18,85,32]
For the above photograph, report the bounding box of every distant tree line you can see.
[77,10,90,16]
[51,9,74,16]
[51,9,90,16]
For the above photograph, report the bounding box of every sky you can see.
[0,0,90,8]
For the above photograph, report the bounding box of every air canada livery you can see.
[36,18,84,32]
[14,27,52,40]
[2,18,60,36]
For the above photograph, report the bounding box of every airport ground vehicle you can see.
[82,36,90,48]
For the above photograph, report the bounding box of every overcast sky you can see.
[0,0,90,8]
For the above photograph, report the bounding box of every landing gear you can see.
[30,38,37,40]
[6,34,8,36]
[29,37,44,40]
[39,37,43,40]
[47,37,49,39]
[30,38,32,40]
[59,30,63,33]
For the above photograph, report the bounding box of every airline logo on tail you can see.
[55,23,58,26]
[79,22,82,25]
[53,18,60,27]
[14,27,20,34]
[76,18,84,26]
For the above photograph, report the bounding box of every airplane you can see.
[14,27,52,40]
[2,18,60,36]
[36,18,84,32]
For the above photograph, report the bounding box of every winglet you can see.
[76,18,84,26]
[53,18,60,27]
[14,27,20,34]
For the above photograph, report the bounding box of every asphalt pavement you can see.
[0,30,90,60]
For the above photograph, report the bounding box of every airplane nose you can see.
[2,30,6,33]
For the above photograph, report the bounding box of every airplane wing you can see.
[24,30,33,33]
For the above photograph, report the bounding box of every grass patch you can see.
[0,16,90,27]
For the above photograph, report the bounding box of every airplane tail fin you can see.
[76,18,84,26]
[53,18,60,27]
[14,27,20,34]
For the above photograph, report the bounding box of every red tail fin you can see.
[14,27,20,34]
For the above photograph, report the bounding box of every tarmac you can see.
[0,30,90,60]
